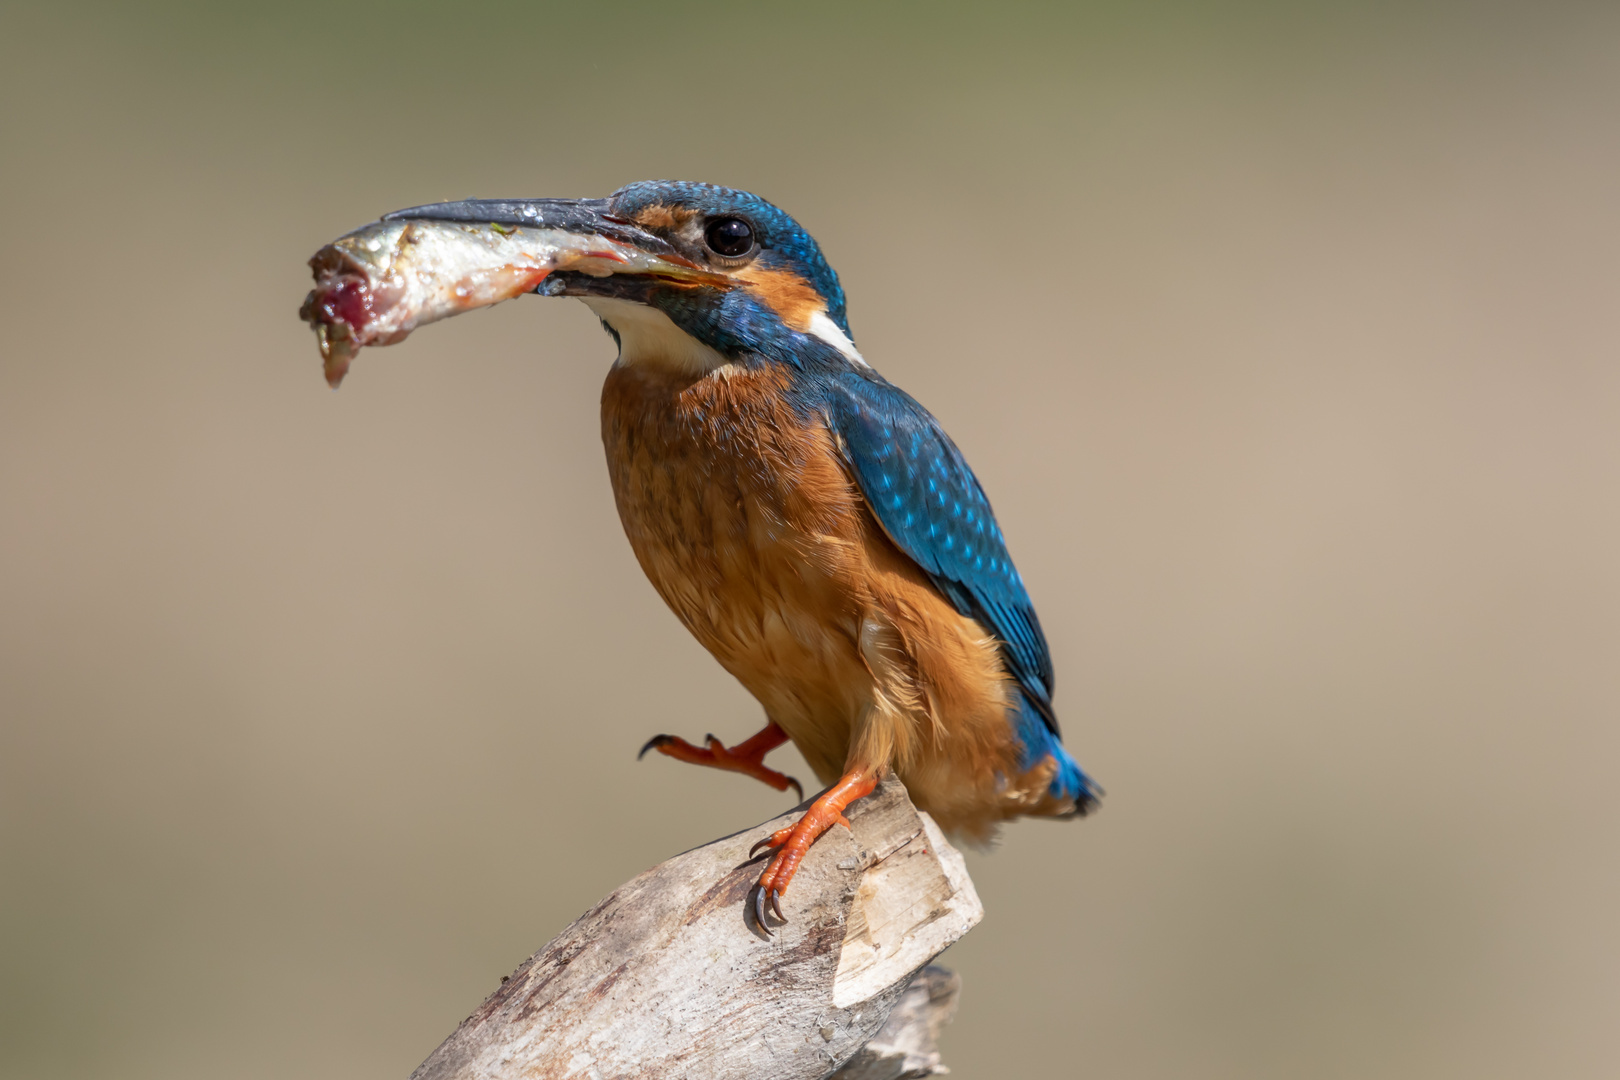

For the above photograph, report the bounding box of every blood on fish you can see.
[300,217,729,386]
[315,277,375,334]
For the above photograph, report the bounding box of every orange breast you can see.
[600,360,1069,838]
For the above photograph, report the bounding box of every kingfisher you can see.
[379,181,1099,929]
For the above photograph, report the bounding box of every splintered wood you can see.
[409,776,981,1080]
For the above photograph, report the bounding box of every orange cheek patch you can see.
[631,203,701,232]
[735,265,825,331]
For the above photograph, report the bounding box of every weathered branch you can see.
[410,776,980,1079]
[828,965,961,1080]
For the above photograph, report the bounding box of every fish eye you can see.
[704,217,754,258]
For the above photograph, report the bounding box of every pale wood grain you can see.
[829,966,961,1080]
[409,776,980,1080]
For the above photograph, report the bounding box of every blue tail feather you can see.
[1013,695,1098,808]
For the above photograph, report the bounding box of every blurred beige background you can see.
[2,3,1617,1078]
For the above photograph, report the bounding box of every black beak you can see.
[382,197,676,256]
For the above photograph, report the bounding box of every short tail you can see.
[1013,695,1101,814]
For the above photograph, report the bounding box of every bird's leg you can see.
[638,721,803,800]
[750,764,880,931]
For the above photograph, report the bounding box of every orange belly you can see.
[600,360,1066,838]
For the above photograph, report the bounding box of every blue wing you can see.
[823,371,1060,734]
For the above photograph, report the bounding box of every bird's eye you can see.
[705,217,754,258]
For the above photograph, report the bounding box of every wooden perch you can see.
[410,776,981,1080]
[828,965,961,1080]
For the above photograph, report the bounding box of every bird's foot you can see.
[750,766,879,932]
[638,722,802,800]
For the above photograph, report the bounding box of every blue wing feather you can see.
[822,371,1061,734]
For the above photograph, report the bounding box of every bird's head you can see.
[386,180,864,374]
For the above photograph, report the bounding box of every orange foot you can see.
[638,722,803,800]
[750,766,880,932]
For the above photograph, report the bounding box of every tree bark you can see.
[409,775,980,1080]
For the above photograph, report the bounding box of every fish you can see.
[298,210,724,387]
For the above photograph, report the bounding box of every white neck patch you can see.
[583,296,869,373]
[581,297,730,376]
[805,309,869,367]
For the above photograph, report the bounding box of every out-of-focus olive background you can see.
[3,3,1617,1077]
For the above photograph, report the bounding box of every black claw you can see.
[637,734,672,760]
[754,887,773,934]
[749,835,775,859]
[768,889,786,922]
[785,776,804,801]
[704,733,720,747]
